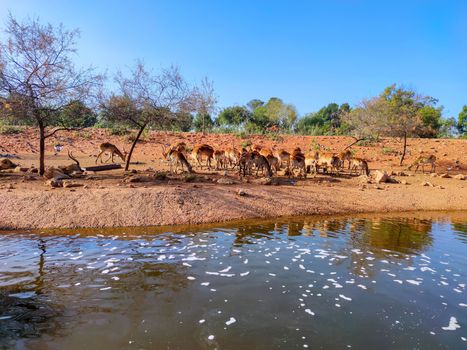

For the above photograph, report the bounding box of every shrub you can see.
[108,125,130,136]
[0,124,23,135]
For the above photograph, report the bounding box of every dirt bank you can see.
[0,129,466,229]
[1,173,466,230]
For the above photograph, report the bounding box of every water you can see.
[0,212,466,349]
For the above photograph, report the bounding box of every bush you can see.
[0,124,23,135]
[108,125,131,136]
[241,139,252,148]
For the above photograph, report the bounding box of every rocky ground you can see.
[0,128,466,230]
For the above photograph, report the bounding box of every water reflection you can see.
[0,212,466,349]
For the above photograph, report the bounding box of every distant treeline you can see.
[2,93,466,139]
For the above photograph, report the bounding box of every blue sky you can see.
[1,0,466,117]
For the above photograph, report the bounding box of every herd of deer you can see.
[0,141,438,177]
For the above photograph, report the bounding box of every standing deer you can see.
[289,148,306,178]
[96,143,127,164]
[161,145,193,174]
[191,144,215,169]
[407,155,436,173]
[338,150,353,170]
[350,158,370,176]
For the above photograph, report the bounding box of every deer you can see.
[251,151,273,177]
[191,144,214,169]
[407,155,436,174]
[338,150,353,170]
[350,158,370,176]
[224,148,240,169]
[96,143,127,164]
[0,158,18,170]
[214,149,227,170]
[315,152,341,175]
[161,145,193,174]
[273,149,291,170]
[304,151,319,174]
[289,148,306,178]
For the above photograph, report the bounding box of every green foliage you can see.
[108,125,131,136]
[241,139,252,148]
[0,123,23,134]
[381,147,396,155]
[235,130,250,139]
[458,105,467,135]
[193,113,214,132]
[56,100,97,127]
[217,106,251,128]
[295,103,350,135]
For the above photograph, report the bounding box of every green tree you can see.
[193,113,214,132]
[216,106,251,128]
[458,105,467,136]
[57,100,97,127]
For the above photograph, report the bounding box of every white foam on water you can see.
[240,271,250,276]
[269,273,276,277]
[284,266,290,270]
[441,317,460,331]
[404,266,416,271]
[304,309,315,316]
[201,282,210,286]
[219,266,232,273]
[187,276,196,280]
[199,319,205,324]
[100,287,111,291]
[208,335,215,340]
[182,262,192,267]
[339,294,352,301]
[393,280,403,284]
[206,272,219,275]
[225,317,236,326]
[299,264,305,270]
[459,303,467,307]
[406,280,421,286]
[357,284,367,290]
[244,259,248,264]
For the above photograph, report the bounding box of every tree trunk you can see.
[39,121,46,176]
[399,132,407,166]
[125,124,146,171]
[344,137,366,150]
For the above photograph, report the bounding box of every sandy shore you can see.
[1,174,466,230]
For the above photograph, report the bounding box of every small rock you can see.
[22,175,36,181]
[237,189,247,196]
[437,185,445,189]
[430,173,438,177]
[439,173,451,178]
[14,166,29,173]
[373,185,384,190]
[453,174,465,180]
[47,179,62,188]
[421,181,434,187]
[217,177,236,185]
[396,171,407,176]
[253,177,272,185]
[62,180,84,188]
[400,180,409,185]
[374,170,389,184]
[6,183,14,190]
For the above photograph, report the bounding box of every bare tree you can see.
[0,15,102,175]
[104,62,215,171]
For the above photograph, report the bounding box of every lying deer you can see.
[0,158,18,170]
[96,143,127,164]
[408,155,436,173]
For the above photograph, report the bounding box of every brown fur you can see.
[96,143,127,164]
[408,155,436,173]
[191,144,214,169]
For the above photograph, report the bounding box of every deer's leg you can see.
[96,151,104,164]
